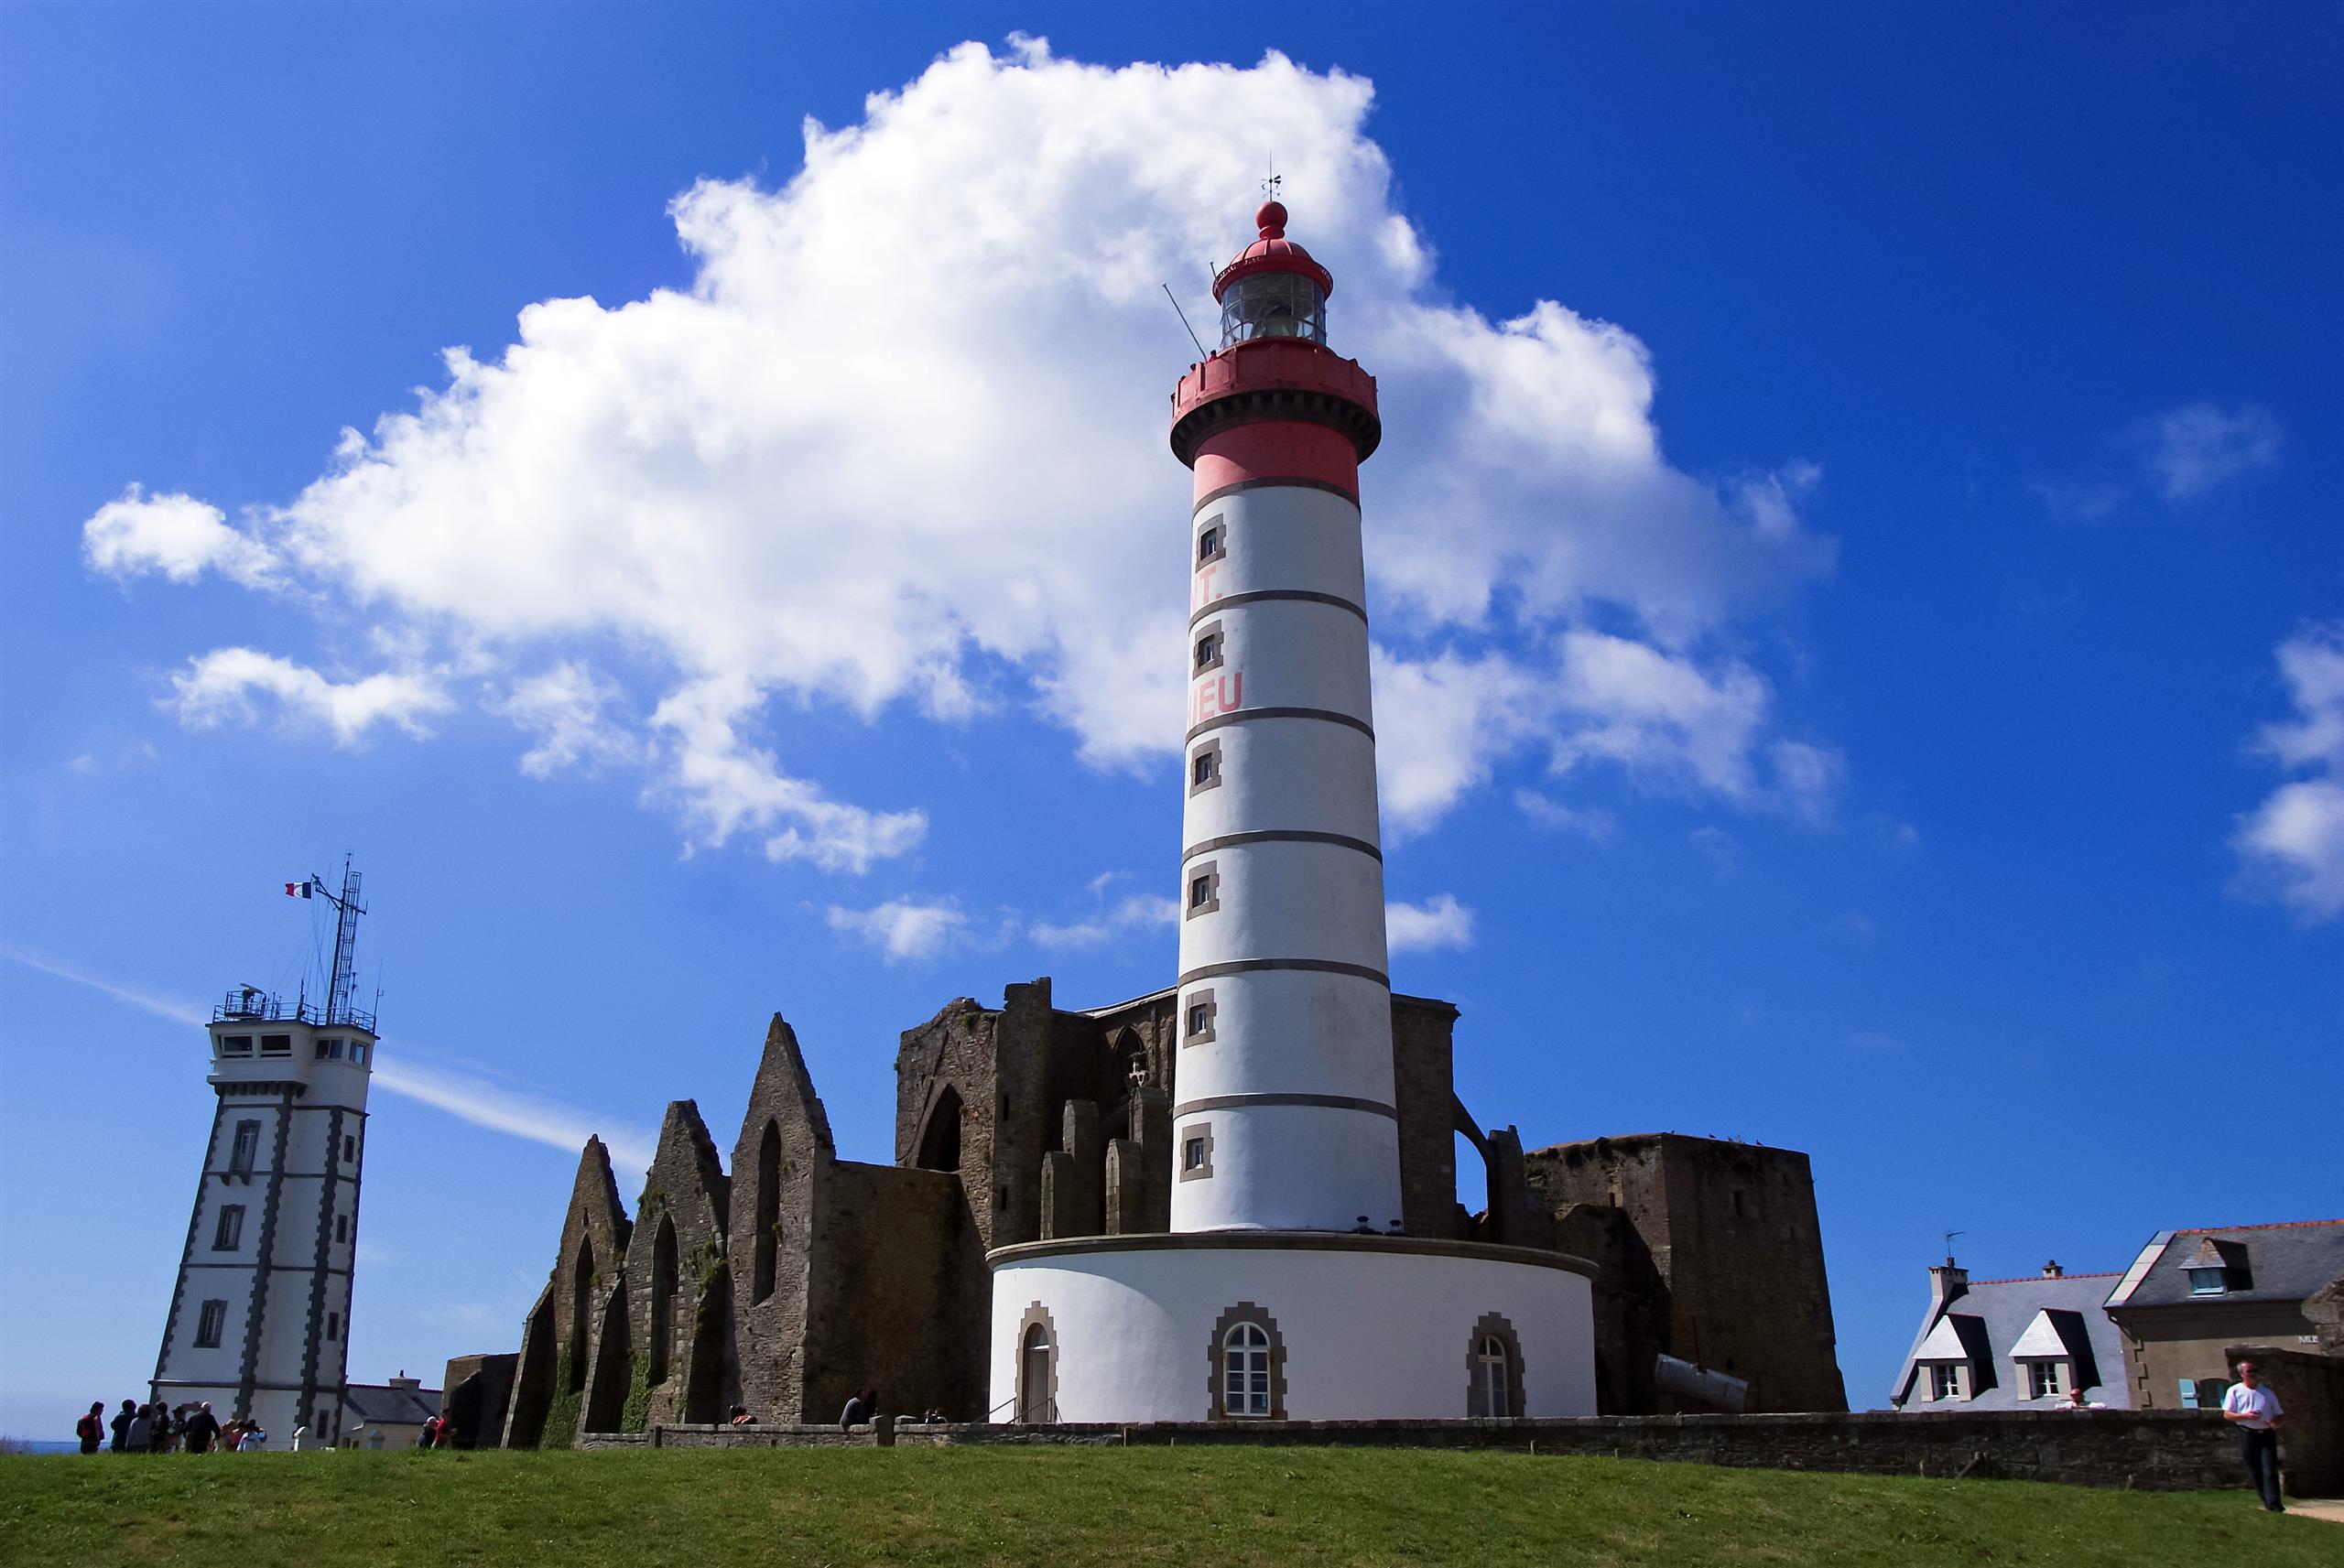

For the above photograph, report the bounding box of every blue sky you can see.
[2,4,2338,1436]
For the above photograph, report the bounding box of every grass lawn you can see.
[0,1446,2329,1567]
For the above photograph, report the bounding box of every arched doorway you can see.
[752,1121,779,1303]
[647,1215,678,1387]
[916,1085,963,1172]
[568,1240,595,1390]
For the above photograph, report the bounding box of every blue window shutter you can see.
[2177,1379,2198,1410]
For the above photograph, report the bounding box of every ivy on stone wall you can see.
[620,1351,652,1434]
[543,1347,583,1450]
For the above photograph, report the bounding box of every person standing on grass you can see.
[110,1399,136,1453]
[2220,1360,2286,1512]
[76,1402,105,1454]
[146,1402,173,1453]
[125,1404,152,1453]
[182,1400,222,1455]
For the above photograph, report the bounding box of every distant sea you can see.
[3,1439,81,1454]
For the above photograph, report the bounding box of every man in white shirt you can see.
[2219,1361,2285,1511]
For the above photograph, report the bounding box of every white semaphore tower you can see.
[987,201,1598,1423]
[151,863,377,1444]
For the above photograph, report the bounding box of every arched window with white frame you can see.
[1224,1323,1271,1417]
[1467,1312,1525,1418]
[1207,1303,1286,1420]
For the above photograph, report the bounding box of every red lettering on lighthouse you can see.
[1189,671,1243,726]
[1192,560,1223,614]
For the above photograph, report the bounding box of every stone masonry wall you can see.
[597,1410,2241,1491]
[1391,994,1466,1240]
[806,1161,987,1422]
[625,1101,732,1429]
[1525,1133,1847,1413]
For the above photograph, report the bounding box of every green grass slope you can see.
[1,1447,2328,1567]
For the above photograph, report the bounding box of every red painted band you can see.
[1190,421,1360,506]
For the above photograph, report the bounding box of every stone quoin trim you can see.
[1191,619,1225,676]
[1195,514,1227,565]
[1177,1121,1214,1182]
[1187,707,1373,744]
[1468,1312,1528,1418]
[1182,988,1217,1046]
[1014,1302,1059,1422]
[1192,476,1362,513]
[1184,860,1221,919]
[1176,957,1390,988]
[1172,1093,1399,1122]
[1206,1302,1287,1420]
[1182,829,1381,863]
[233,1089,298,1420]
[1188,738,1223,795]
[1188,589,1367,629]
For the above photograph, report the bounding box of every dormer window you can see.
[2188,1267,2228,1296]
[1929,1364,1966,1400]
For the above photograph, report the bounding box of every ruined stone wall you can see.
[895,981,1064,1254]
[805,1162,987,1422]
[1548,1202,1665,1415]
[625,1101,732,1430]
[1525,1133,1846,1413]
[1391,995,1467,1240]
[440,1352,515,1449]
[728,1017,831,1425]
[501,1138,633,1447]
[2225,1343,2344,1497]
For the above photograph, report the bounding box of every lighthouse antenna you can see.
[306,855,368,1027]
[1161,284,1208,360]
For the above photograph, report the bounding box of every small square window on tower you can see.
[212,1204,244,1250]
[195,1300,227,1348]
[1192,620,1224,675]
[1185,861,1220,918]
[1179,1123,1214,1180]
[1188,738,1222,795]
[1183,988,1216,1045]
[1196,516,1226,566]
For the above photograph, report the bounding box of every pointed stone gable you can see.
[728,1014,835,1422]
[627,1100,736,1428]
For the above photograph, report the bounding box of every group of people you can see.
[76,1399,266,1454]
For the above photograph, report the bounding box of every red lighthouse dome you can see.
[1213,200,1337,301]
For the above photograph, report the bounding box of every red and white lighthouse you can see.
[1168,200,1400,1234]
[986,202,1597,1424]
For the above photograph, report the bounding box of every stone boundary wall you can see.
[581,1410,2241,1490]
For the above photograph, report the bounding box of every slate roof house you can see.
[1889,1260,2129,1410]
[2103,1218,2344,1411]
[341,1372,442,1450]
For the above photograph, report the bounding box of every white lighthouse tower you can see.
[152,863,377,1444]
[987,202,1599,1422]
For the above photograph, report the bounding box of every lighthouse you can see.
[985,202,1599,1423]
[151,863,376,1444]
[1168,200,1398,1235]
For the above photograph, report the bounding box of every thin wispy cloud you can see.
[2128,401,2281,503]
[2,949,651,1173]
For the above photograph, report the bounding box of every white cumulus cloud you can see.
[1030,892,1179,950]
[2234,622,2344,920]
[83,485,282,587]
[1385,893,1476,954]
[84,40,1835,871]
[170,647,450,744]
[826,897,970,962]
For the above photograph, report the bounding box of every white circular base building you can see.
[993,1233,1597,1422]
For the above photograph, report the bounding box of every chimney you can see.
[388,1370,419,1391]
[1928,1255,1970,1314]
[2042,1260,2063,1278]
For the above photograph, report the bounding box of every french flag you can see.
[285,880,313,899]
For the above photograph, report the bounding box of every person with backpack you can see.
[75,1402,105,1454]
